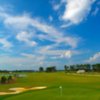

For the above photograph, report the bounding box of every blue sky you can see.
[0,0,100,70]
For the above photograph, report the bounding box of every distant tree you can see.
[92,64,100,72]
[64,64,91,72]
[0,76,7,84]
[83,64,91,72]
[39,67,44,72]
[64,65,69,72]
[7,75,13,83]
[75,64,91,71]
[46,66,56,72]
[70,65,77,71]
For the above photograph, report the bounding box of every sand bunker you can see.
[0,86,47,95]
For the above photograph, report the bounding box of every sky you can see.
[0,0,100,70]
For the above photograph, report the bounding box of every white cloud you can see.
[51,50,73,59]
[0,38,12,49]
[4,14,31,30]
[1,11,80,48]
[21,53,45,61]
[16,31,37,47]
[38,45,65,56]
[87,52,100,63]
[0,7,10,19]
[61,50,80,59]
[35,22,79,48]
[63,37,80,48]
[64,50,73,58]
[21,53,35,58]
[52,0,66,11]
[60,22,73,28]
[53,4,61,11]
[62,0,95,24]
[0,5,82,69]
[38,45,80,59]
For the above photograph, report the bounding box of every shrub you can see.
[0,76,7,84]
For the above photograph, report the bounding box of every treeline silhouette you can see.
[0,70,35,73]
[64,63,100,72]
[39,63,100,72]
[0,63,100,73]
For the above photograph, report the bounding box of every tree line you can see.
[0,63,100,73]
[39,66,56,72]
[39,63,100,72]
[64,63,100,72]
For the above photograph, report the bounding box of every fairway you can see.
[0,72,100,100]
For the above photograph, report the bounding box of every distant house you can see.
[76,70,85,74]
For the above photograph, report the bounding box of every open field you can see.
[0,72,100,100]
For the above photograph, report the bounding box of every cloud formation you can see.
[16,31,37,47]
[87,52,100,63]
[0,8,80,49]
[62,0,95,24]
[0,38,12,49]
[0,4,82,69]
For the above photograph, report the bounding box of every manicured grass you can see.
[0,72,100,100]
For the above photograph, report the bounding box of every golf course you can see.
[0,72,100,100]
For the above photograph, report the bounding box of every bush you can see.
[0,76,7,84]
[7,75,13,83]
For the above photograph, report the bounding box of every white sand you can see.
[0,86,47,95]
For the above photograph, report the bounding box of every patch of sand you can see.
[0,86,47,96]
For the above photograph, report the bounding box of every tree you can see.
[70,65,77,71]
[46,66,56,72]
[64,65,69,72]
[7,75,13,83]
[92,64,100,72]
[74,64,91,71]
[39,67,44,72]
[0,76,7,84]
[82,64,91,72]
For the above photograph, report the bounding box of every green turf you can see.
[0,72,100,100]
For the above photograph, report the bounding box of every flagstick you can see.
[59,86,62,96]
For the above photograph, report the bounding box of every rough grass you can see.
[0,72,100,100]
